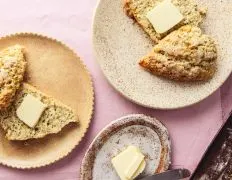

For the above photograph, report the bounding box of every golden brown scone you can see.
[139,25,217,81]
[0,45,26,109]
[124,0,207,43]
[0,83,78,141]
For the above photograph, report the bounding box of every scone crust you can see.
[139,25,217,81]
[0,45,26,109]
[123,0,206,43]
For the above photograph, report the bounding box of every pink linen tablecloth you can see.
[0,0,231,179]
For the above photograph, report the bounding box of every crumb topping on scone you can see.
[139,25,217,81]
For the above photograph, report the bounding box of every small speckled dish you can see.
[93,0,232,109]
[80,114,171,180]
[0,33,94,169]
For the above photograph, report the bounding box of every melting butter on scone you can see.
[0,45,26,109]
[16,94,48,128]
[112,146,146,180]
[139,25,217,81]
[146,0,184,34]
[0,83,78,140]
[124,0,207,43]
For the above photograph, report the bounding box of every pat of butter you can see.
[125,152,145,179]
[146,0,184,34]
[16,94,47,128]
[132,160,146,179]
[111,146,146,180]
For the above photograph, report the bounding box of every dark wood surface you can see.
[191,116,232,179]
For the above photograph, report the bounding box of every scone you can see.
[124,0,206,43]
[0,45,26,109]
[0,83,78,140]
[139,25,217,81]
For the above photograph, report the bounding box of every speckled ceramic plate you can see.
[80,114,171,180]
[93,0,232,109]
[0,33,94,169]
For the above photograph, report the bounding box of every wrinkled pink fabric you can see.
[0,0,231,179]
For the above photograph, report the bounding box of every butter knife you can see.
[139,169,191,180]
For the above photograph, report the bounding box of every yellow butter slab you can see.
[125,153,144,179]
[112,146,146,180]
[16,94,47,128]
[146,0,184,34]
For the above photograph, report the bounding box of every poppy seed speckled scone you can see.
[0,83,78,140]
[123,0,206,43]
[0,45,26,110]
[139,25,217,81]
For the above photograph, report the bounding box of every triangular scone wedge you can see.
[124,0,206,43]
[0,83,78,140]
[139,25,217,81]
[0,45,26,109]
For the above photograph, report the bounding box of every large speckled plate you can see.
[0,33,94,169]
[93,0,232,109]
[80,114,171,180]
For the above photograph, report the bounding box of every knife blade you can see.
[139,169,191,180]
